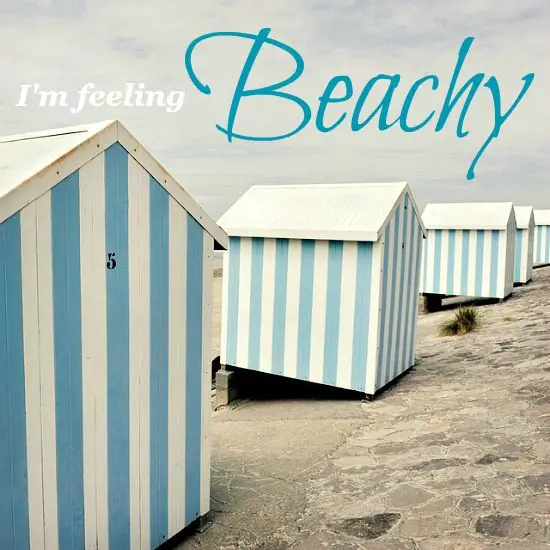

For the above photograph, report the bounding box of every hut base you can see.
[364,365,415,401]
[215,367,242,408]
[157,513,211,549]
[419,293,444,313]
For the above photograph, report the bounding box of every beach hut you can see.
[218,182,426,398]
[513,206,535,284]
[0,120,227,550]
[533,209,550,265]
[420,202,516,302]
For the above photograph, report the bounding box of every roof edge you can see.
[114,121,228,249]
[376,183,427,240]
[0,120,228,250]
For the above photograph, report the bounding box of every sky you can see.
[0,0,549,222]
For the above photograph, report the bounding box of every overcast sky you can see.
[1,0,548,221]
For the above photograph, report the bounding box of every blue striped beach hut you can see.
[0,120,227,550]
[533,209,550,265]
[513,206,534,284]
[218,182,426,397]
[420,202,516,300]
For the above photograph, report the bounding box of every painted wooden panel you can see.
[420,226,514,299]
[534,225,550,264]
[514,228,534,283]
[376,194,423,392]
[0,143,212,549]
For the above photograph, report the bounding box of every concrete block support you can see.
[215,368,240,408]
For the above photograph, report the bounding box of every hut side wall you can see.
[514,228,532,283]
[0,142,211,550]
[526,224,535,280]
[375,193,423,394]
[534,224,550,264]
[221,235,382,393]
[421,226,513,299]
[503,215,516,296]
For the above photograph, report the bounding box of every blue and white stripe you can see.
[534,224,550,265]
[420,225,515,299]
[0,143,212,550]
[221,192,424,395]
[514,227,534,284]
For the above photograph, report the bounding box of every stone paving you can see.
[181,268,550,549]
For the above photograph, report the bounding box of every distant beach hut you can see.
[533,209,550,266]
[513,206,535,284]
[0,120,227,549]
[218,182,426,398]
[420,202,516,303]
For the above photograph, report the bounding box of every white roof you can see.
[533,209,550,226]
[422,202,514,231]
[513,206,534,229]
[0,120,227,249]
[218,182,425,242]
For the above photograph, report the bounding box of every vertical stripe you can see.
[453,230,463,295]
[527,225,534,280]
[376,224,392,392]
[480,231,491,297]
[446,230,456,294]
[52,172,85,550]
[105,144,131,549]
[474,230,484,296]
[225,238,240,365]
[467,230,477,296]
[422,231,428,292]
[248,238,264,370]
[395,198,413,379]
[365,241,382,395]
[489,230,500,297]
[461,230,470,295]
[336,242,358,390]
[200,233,213,517]
[128,160,151,550]
[167,198,186,538]
[385,204,402,385]
[514,229,522,282]
[0,213,30,550]
[21,203,46,550]
[185,216,203,525]
[409,224,423,366]
[308,241,329,384]
[432,229,442,294]
[296,240,315,381]
[149,177,169,548]
[271,239,289,376]
[426,230,436,294]
[36,194,60,550]
[351,242,372,391]
[80,154,107,550]
[439,230,449,294]
[258,239,276,374]
[283,240,302,379]
[403,218,420,369]
[323,240,343,386]
[235,238,252,367]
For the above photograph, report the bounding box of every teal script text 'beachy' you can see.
[184,28,535,181]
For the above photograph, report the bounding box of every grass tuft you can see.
[439,306,479,336]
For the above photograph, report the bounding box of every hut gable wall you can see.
[375,192,423,393]
[0,141,212,548]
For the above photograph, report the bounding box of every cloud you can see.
[0,0,548,220]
